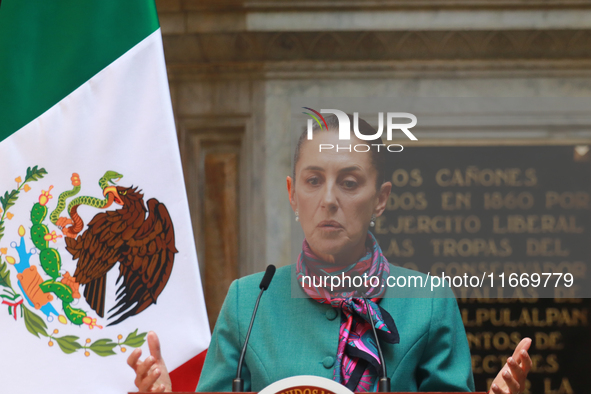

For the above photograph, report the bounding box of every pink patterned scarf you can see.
[296,232,399,391]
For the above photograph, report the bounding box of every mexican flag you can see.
[0,1,210,393]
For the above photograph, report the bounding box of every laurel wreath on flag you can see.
[0,167,147,357]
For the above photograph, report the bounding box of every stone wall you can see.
[155,0,591,326]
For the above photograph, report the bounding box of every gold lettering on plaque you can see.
[462,308,588,327]
[534,332,564,350]
[431,238,511,257]
[467,331,521,350]
[484,192,534,210]
[546,191,590,209]
[441,192,471,210]
[436,167,537,187]
[544,378,574,394]
[386,192,427,210]
[493,215,583,234]
[383,239,414,257]
[382,215,481,234]
[526,239,570,257]
[391,169,423,187]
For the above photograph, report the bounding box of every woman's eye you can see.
[307,177,320,185]
[342,180,357,189]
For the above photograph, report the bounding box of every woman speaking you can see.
[128,114,532,394]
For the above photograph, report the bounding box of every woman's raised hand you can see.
[489,337,532,394]
[127,331,172,392]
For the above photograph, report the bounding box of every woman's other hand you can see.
[489,337,532,394]
[127,331,172,392]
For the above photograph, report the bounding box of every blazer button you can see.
[325,309,338,320]
[323,356,335,369]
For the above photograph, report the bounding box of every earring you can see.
[295,210,299,222]
[369,214,376,227]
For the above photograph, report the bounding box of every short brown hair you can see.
[293,113,387,189]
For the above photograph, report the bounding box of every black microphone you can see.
[362,297,391,392]
[232,265,276,392]
[259,265,275,291]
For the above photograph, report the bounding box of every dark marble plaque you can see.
[373,145,591,394]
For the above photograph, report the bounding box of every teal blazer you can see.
[196,265,475,392]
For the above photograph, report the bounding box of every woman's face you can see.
[287,131,391,265]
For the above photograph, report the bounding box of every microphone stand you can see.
[363,297,391,392]
[233,288,264,392]
[232,265,276,392]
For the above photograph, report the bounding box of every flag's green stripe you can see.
[0,0,160,142]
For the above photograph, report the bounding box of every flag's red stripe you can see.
[170,348,208,392]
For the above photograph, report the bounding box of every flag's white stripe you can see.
[0,29,209,394]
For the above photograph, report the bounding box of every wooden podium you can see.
[134,374,487,394]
